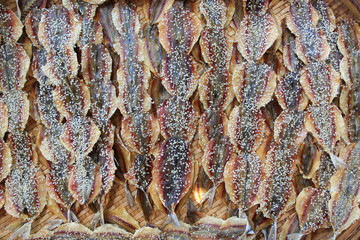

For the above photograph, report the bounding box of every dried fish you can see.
[0,100,7,138]
[161,51,200,99]
[157,96,199,143]
[161,222,192,239]
[125,154,154,222]
[300,61,340,106]
[0,4,23,42]
[144,0,175,24]
[158,1,202,54]
[329,142,360,236]
[104,207,140,234]
[92,224,132,240]
[232,62,277,109]
[236,12,279,61]
[132,226,161,240]
[281,28,302,72]
[151,137,194,227]
[337,19,360,58]
[190,216,223,240]
[340,50,360,87]
[297,134,321,179]
[51,222,92,239]
[99,2,122,51]
[276,71,308,110]
[17,0,46,20]
[304,105,346,168]
[0,138,11,183]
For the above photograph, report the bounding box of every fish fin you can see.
[329,153,347,169]
[268,221,277,240]
[125,181,134,207]
[8,221,32,240]
[70,210,80,223]
[90,212,101,230]
[45,219,64,231]
[169,210,180,228]
[201,186,216,207]
[287,233,304,240]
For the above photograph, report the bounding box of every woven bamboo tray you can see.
[1,0,360,239]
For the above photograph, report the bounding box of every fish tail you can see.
[330,153,347,169]
[268,221,277,240]
[8,221,32,240]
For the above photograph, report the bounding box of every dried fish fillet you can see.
[281,28,302,72]
[5,131,46,219]
[2,91,30,132]
[99,3,122,50]
[158,1,202,54]
[337,19,360,57]
[340,86,360,143]
[0,5,23,42]
[228,106,268,153]
[276,71,307,110]
[300,61,340,106]
[296,187,330,235]
[132,226,160,239]
[198,68,233,110]
[17,0,46,20]
[0,42,30,92]
[190,216,223,239]
[144,0,175,24]
[121,112,159,155]
[0,139,11,182]
[233,62,277,109]
[304,105,345,167]
[236,12,279,61]
[25,8,43,48]
[161,51,200,99]
[92,224,132,240]
[0,100,7,138]
[340,50,360,86]
[161,222,192,239]
[51,222,92,239]
[151,137,194,227]
[329,142,360,236]
[60,115,100,158]
[125,154,154,221]
[104,207,140,234]
[224,151,262,212]
[157,96,199,143]
[298,134,321,179]
[38,5,81,53]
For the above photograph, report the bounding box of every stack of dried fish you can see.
[225,0,278,237]
[149,0,202,227]
[197,0,235,207]
[0,4,46,239]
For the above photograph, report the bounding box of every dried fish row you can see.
[108,0,160,223]
[38,5,103,216]
[0,4,47,239]
[150,0,201,227]
[197,0,235,208]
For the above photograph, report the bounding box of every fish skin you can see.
[68,155,102,205]
[0,4,23,43]
[5,131,46,219]
[190,216,224,240]
[24,8,43,48]
[112,1,141,62]
[313,152,335,188]
[0,101,7,138]
[199,0,229,28]
[117,61,152,116]
[198,109,228,149]
[98,2,122,51]
[0,42,30,92]
[161,221,192,240]
[157,96,199,143]
[297,134,321,179]
[340,50,360,86]
[281,28,302,72]
[51,222,92,239]
[143,24,163,74]
[151,137,194,219]
[17,0,46,20]
[158,1,202,54]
